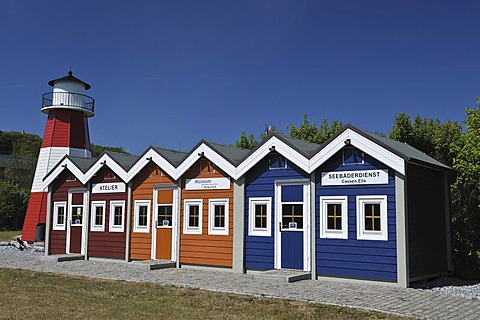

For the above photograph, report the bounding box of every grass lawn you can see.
[0,230,21,241]
[0,268,407,320]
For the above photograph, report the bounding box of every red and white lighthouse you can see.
[22,71,94,241]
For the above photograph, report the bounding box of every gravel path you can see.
[1,246,480,319]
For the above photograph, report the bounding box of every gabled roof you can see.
[104,151,139,171]
[68,156,97,173]
[151,146,188,167]
[269,132,322,158]
[203,141,250,165]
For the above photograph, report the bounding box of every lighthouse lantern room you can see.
[22,71,95,241]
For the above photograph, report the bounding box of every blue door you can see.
[278,184,307,270]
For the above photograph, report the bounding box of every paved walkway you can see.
[1,252,479,319]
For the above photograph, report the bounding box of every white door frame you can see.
[274,179,311,271]
[151,185,178,261]
[66,189,88,254]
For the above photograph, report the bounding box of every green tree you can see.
[0,180,29,230]
[234,131,258,150]
[90,144,129,158]
[450,101,480,278]
[289,115,343,144]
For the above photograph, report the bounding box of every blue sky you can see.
[1,1,478,155]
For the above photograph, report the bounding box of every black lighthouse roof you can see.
[48,70,91,90]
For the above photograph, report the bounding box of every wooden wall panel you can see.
[180,158,234,268]
[88,167,127,259]
[130,163,176,260]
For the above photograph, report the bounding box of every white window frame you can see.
[248,197,272,237]
[184,199,203,234]
[319,196,348,239]
[208,199,229,235]
[356,195,388,241]
[109,200,125,232]
[90,201,106,232]
[53,201,67,231]
[134,200,150,233]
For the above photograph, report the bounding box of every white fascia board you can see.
[83,154,128,183]
[125,149,177,183]
[236,137,310,178]
[174,144,236,180]
[309,129,405,175]
[41,158,85,190]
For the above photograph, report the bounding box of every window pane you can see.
[72,206,83,224]
[57,206,65,225]
[282,204,303,229]
[113,206,123,226]
[214,204,225,228]
[254,204,267,229]
[327,203,342,230]
[189,205,199,227]
[158,205,173,226]
[364,203,381,231]
[95,206,103,226]
[138,205,148,227]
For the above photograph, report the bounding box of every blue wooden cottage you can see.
[237,125,453,287]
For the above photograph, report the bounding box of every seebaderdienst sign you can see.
[185,177,230,190]
[321,169,389,186]
[92,182,126,193]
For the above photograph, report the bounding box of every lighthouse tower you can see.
[22,71,94,241]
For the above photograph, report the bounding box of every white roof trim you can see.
[83,154,128,183]
[126,148,177,182]
[41,158,86,188]
[309,128,405,175]
[174,143,237,180]
[236,136,310,178]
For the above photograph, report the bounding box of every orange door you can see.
[154,189,174,260]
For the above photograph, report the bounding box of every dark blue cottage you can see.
[239,125,453,287]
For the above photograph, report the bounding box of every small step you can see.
[127,260,176,270]
[252,269,311,283]
[51,254,85,262]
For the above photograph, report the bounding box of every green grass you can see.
[0,230,21,241]
[0,268,407,320]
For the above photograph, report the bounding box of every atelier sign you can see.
[321,169,389,186]
[185,177,230,190]
[92,182,126,193]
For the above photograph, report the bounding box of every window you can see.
[248,197,272,236]
[343,147,364,165]
[90,201,106,232]
[53,202,67,230]
[71,205,83,225]
[157,205,173,227]
[134,200,150,232]
[184,199,202,234]
[356,195,388,241]
[268,153,287,169]
[281,204,303,229]
[208,199,229,235]
[319,196,348,239]
[109,201,125,232]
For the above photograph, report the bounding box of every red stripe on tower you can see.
[22,71,95,241]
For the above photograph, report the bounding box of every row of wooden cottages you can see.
[40,124,453,287]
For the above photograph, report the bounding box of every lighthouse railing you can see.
[42,92,95,113]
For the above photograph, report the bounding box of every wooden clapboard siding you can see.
[315,147,397,282]
[41,109,89,149]
[49,170,85,255]
[244,156,310,270]
[88,167,127,259]
[130,163,176,260]
[180,158,234,268]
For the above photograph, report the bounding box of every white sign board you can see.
[321,169,389,186]
[92,182,126,193]
[185,177,230,190]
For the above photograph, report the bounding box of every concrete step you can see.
[51,254,85,262]
[251,269,311,283]
[127,260,176,270]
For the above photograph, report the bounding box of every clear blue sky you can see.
[1,1,478,155]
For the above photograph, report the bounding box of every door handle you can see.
[279,222,282,232]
